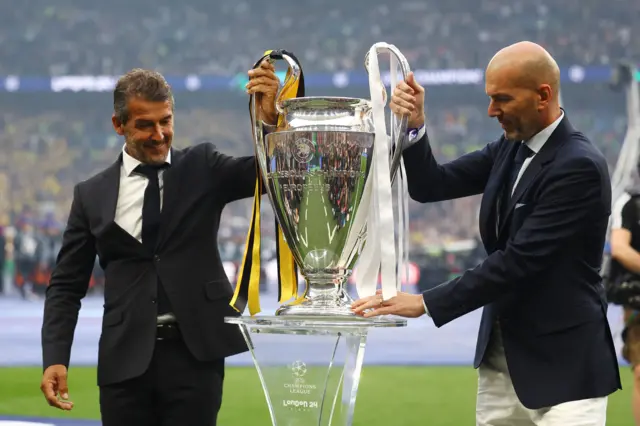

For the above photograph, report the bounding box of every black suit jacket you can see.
[41,143,256,386]
[403,115,622,409]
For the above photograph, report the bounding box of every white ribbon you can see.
[355,43,409,301]
[390,53,410,292]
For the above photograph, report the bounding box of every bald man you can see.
[352,42,621,425]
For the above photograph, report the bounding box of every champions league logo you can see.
[284,360,316,393]
[282,360,319,411]
[292,138,314,163]
[291,360,307,379]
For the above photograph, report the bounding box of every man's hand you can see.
[390,72,425,129]
[246,59,280,125]
[41,365,74,411]
[351,289,426,318]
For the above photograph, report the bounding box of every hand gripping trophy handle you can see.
[249,50,303,146]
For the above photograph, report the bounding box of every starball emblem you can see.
[291,360,307,378]
[292,138,314,163]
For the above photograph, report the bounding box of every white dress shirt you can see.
[114,145,172,242]
[511,110,564,193]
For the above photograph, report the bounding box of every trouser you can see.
[476,325,607,426]
[99,325,225,426]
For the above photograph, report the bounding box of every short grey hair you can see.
[113,68,174,124]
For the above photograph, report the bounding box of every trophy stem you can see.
[276,275,358,318]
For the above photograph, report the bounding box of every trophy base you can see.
[224,315,406,426]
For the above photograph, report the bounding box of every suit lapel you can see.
[157,148,183,249]
[96,153,145,248]
[479,140,517,251]
[99,154,122,225]
[497,116,573,237]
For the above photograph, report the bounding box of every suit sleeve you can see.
[41,184,96,369]
[422,156,605,327]
[402,132,499,202]
[206,141,268,204]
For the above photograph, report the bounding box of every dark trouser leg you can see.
[155,338,225,426]
[99,366,158,426]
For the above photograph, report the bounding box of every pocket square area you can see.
[515,203,526,209]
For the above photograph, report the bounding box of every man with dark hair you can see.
[39,62,279,426]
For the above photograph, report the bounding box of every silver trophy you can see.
[251,43,410,317]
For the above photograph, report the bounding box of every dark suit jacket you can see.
[41,143,256,386]
[403,115,621,409]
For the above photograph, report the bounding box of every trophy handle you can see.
[248,50,305,194]
[363,43,411,180]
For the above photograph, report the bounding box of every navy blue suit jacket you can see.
[403,115,621,409]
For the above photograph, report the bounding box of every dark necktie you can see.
[134,163,171,314]
[499,143,534,228]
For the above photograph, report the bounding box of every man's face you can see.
[112,97,174,165]
[485,66,544,142]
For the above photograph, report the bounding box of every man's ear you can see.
[112,114,125,136]
[537,84,552,111]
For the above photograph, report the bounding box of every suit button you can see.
[152,299,157,304]
[154,255,160,262]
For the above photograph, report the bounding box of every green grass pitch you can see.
[0,366,634,425]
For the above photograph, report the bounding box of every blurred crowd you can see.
[0,94,627,298]
[0,0,634,297]
[0,0,637,76]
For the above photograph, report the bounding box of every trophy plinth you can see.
[224,315,407,426]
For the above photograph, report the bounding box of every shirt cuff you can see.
[423,297,431,317]
[404,124,426,150]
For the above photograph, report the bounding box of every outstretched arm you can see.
[392,72,497,202]
[403,133,499,202]
[422,156,605,326]
[353,156,608,325]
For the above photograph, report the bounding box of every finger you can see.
[350,295,376,309]
[55,399,74,411]
[405,72,424,93]
[352,298,383,314]
[247,78,279,90]
[57,375,69,400]
[41,380,57,404]
[246,77,279,90]
[363,306,394,318]
[394,81,415,96]
[389,101,413,117]
[260,59,276,71]
[247,84,279,95]
[42,381,72,410]
[393,88,416,104]
[390,97,415,114]
[248,68,278,79]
